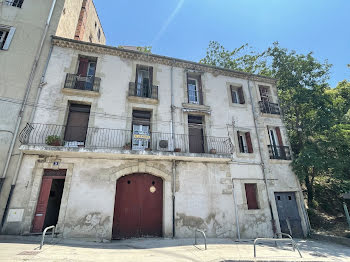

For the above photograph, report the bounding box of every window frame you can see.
[187,77,200,104]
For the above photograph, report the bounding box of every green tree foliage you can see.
[200,41,350,209]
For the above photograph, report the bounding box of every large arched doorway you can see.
[112,173,163,239]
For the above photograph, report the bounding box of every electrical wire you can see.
[0,95,276,131]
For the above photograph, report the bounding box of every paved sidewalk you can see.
[0,236,349,262]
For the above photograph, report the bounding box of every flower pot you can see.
[123,145,131,150]
[174,148,181,152]
[209,149,217,154]
[49,140,61,146]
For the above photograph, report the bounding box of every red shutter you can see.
[238,87,245,104]
[77,58,89,76]
[245,132,253,153]
[32,177,53,232]
[275,127,284,146]
[245,184,259,209]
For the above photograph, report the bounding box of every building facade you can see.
[0,0,105,227]
[1,37,310,240]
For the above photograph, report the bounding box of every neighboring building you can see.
[0,0,105,228]
[1,37,310,240]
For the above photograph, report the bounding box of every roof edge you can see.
[51,36,277,83]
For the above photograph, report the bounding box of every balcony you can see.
[268,145,291,160]
[19,124,232,161]
[258,101,280,115]
[128,82,158,102]
[64,73,101,92]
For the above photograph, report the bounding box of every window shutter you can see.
[77,58,89,76]
[135,65,140,85]
[198,75,203,105]
[186,73,190,103]
[237,131,243,153]
[238,87,245,104]
[245,132,253,153]
[230,85,234,103]
[275,127,284,146]
[245,184,259,209]
[149,66,153,86]
[2,27,16,50]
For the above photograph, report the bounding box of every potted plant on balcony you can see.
[174,148,181,152]
[209,148,217,154]
[45,135,61,146]
[123,142,131,150]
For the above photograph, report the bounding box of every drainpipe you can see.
[172,160,176,238]
[246,76,276,236]
[170,61,176,238]
[0,0,57,226]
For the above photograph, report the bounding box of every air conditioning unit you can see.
[157,139,174,152]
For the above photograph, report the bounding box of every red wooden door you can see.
[112,173,163,239]
[32,177,52,233]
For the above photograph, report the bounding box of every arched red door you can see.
[112,173,163,239]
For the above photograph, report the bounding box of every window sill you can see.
[128,95,159,105]
[62,88,100,97]
[236,152,255,158]
[182,103,211,114]
[229,103,247,108]
[260,112,281,118]
[269,158,292,164]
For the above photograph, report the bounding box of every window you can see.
[230,86,245,104]
[0,26,15,50]
[259,85,271,103]
[97,28,101,41]
[132,110,151,151]
[135,65,153,98]
[64,104,91,147]
[5,0,24,8]
[187,74,202,104]
[268,127,283,148]
[95,22,97,28]
[237,131,253,153]
[245,183,259,209]
[76,56,97,90]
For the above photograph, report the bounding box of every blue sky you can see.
[94,0,350,87]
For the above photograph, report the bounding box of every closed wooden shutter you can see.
[245,184,259,209]
[77,58,89,76]
[238,87,245,104]
[198,76,203,105]
[275,127,284,146]
[245,132,253,153]
[64,104,90,142]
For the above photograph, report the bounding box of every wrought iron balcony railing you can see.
[268,145,291,160]
[129,82,158,99]
[19,123,232,155]
[64,73,101,92]
[5,0,23,8]
[258,101,280,115]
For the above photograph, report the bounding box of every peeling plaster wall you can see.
[2,44,308,239]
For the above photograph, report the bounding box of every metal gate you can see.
[112,173,163,239]
[274,192,303,238]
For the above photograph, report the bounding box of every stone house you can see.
[1,36,310,240]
